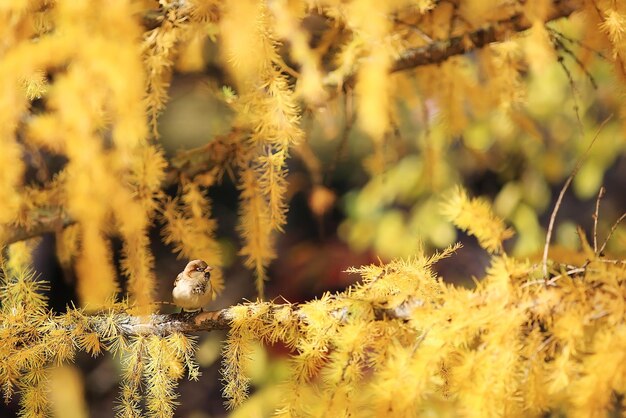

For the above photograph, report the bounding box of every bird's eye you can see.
[195,267,204,272]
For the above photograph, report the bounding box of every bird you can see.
[172,259,213,312]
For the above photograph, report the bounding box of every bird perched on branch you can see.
[173,260,213,312]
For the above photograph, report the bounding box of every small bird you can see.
[172,260,213,312]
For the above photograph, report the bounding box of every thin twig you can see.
[535,335,555,355]
[593,186,606,253]
[554,54,584,134]
[552,36,599,89]
[520,279,547,288]
[588,310,609,320]
[592,258,626,265]
[546,27,609,62]
[546,267,587,285]
[392,17,434,43]
[598,211,626,256]
[274,56,300,79]
[140,0,580,87]
[542,115,612,279]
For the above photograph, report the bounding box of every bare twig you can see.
[542,115,612,279]
[546,27,609,62]
[593,258,626,265]
[321,0,582,87]
[141,0,582,78]
[552,36,599,89]
[546,267,587,285]
[520,279,547,288]
[598,211,626,256]
[140,0,582,86]
[593,186,606,253]
[555,54,584,134]
[535,335,555,355]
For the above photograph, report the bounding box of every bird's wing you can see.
[174,272,183,286]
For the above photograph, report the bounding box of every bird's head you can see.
[185,259,213,280]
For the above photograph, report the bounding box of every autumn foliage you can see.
[1,0,626,417]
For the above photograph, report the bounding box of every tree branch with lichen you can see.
[112,309,233,336]
[95,298,422,337]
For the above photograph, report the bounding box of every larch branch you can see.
[97,300,417,337]
[3,130,240,246]
[2,211,73,244]
[92,288,585,337]
[4,0,585,245]
[390,0,582,74]
[112,309,234,336]
[142,0,583,85]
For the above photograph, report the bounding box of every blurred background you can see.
[5,8,626,418]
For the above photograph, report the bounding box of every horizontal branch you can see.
[3,130,240,246]
[390,0,582,73]
[101,299,418,337]
[142,0,582,86]
[113,309,234,336]
[1,211,73,245]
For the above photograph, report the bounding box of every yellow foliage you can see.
[2,235,626,416]
[161,182,224,292]
[48,366,88,418]
[600,8,626,44]
[442,186,514,254]
[2,0,626,417]
[2,0,620,308]
[214,243,626,417]
[352,0,392,142]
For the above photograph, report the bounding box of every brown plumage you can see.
[172,260,213,312]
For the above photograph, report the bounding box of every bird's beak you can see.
[205,266,213,272]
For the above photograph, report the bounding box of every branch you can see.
[390,0,582,73]
[94,280,605,337]
[5,0,585,245]
[3,130,240,246]
[113,309,233,336]
[143,0,583,87]
[1,211,73,244]
[102,298,419,337]
[541,115,611,278]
